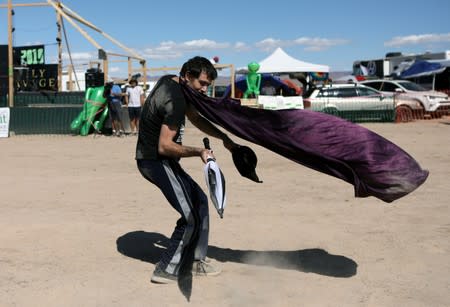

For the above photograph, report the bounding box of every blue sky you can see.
[1,0,450,77]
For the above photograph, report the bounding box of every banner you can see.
[257,95,304,110]
[0,107,10,138]
[14,45,45,66]
[14,64,58,91]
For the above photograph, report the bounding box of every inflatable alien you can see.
[243,61,261,98]
[70,85,109,136]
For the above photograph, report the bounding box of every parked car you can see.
[360,79,450,118]
[304,83,422,122]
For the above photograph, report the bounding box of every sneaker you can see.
[151,266,178,284]
[192,259,221,277]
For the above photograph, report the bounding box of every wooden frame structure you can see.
[2,0,238,106]
[132,64,236,98]
[1,0,146,107]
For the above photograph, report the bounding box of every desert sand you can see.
[1,118,449,307]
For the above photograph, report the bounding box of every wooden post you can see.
[7,0,14,107]
[0,2,50,8]
[68,64,73,91]
[230,64,235,98]
[103,59,108,84]
[211,80,216,97]
[142,60,147,91]
[47,0,102,50]
[2,1,144,95]
[58,1,144,61]
[56,1,63,91]
[127,57,132,81]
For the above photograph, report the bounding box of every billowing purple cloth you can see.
[181,85,429,203]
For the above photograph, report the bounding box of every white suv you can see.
[304,83,424,122]
[360,80,449,115]
[303,83,396,121]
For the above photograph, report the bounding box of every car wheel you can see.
[395,105,413,123]
[412,103,425,120]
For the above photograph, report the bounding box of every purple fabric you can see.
[181,84,429,203]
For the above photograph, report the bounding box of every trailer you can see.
[352,51,450,92]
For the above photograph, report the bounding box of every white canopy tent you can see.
[237,47,329,74]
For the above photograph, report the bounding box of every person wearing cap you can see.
[135,56,238,284]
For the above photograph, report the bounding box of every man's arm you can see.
[112,86,125,100]
[186,103,237,151]
[158,124,212,163]
[139,86,145,106]
[124,92,129,105]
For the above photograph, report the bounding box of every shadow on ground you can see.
[116,230,357,278]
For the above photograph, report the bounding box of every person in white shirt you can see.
[125,79,145,135]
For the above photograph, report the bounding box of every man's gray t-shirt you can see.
[136,75,186,160]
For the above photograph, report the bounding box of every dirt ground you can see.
[1,118,449,307]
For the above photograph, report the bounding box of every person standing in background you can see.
[125,79,145,135]
[109,81,126,136]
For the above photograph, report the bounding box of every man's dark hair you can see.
[129,79,138,85]
[180,56,217,80]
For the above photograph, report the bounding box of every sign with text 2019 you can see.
[14,45,45,66]
[0,108,10,138]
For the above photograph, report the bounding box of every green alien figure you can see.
[70,85,109,136]
[243,61,261,98]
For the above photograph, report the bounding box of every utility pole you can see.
[56,1,63,91]
[7,0,14,107]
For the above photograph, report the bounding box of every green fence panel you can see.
[0,95,6,107]
[0,92,85,107]
[9,106,83,134]
[14,91,85,106]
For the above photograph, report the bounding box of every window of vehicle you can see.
[380,82,398,92]
[364,82,382,91]
[317,88,333,97]
[337,87,357,97]
[317,87,358,98]
[357,87,380,97]
[398,81,427,91]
